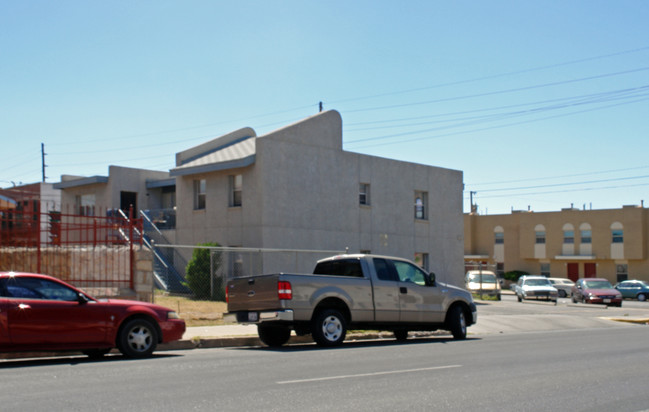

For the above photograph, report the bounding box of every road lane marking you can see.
[276,364,461,384]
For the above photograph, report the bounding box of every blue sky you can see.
[2,1,648,214]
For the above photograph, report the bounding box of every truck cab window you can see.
[393,261,427,286]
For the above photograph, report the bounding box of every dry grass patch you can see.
[154,294,227,327]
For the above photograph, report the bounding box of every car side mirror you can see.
[77,293,90,304]
[427,272,436,286]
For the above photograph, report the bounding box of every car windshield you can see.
[525,279,551,286]
[584,280,613,289]
[469,274,496,283]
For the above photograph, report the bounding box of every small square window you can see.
[193,180,206,210]
[230,175,242,207]
[359,183,370,205]
[612,229,624,243]
[494,232,504,244]
[535,231,546,244]
[563,230,574,244]
[414,191,428,220]
[581,230,592,244]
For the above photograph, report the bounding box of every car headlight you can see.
[167,311,181,320]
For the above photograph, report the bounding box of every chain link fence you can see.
[152,245,345,301]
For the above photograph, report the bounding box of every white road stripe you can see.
[276,364,462,384]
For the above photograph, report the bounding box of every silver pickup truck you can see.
[224,254,477,347]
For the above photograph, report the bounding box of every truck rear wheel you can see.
[393,330,409,341]
[312,309,347,347]
[258,325,291,347]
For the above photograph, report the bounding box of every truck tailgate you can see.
[227,274,283,312]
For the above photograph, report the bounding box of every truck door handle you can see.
[400,287,408,294]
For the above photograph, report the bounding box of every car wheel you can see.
[83,348,111,359]
[312,309,347,347]
[117,318,158,358]
[638,294,647,302]
[447,305,467,340]
[393,330,409,341]
[258,325,291,347]
[558,290,567,298]
[572,294,578,303]
[517,294,522,302]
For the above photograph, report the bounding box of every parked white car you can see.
[514,276,558,304]
[465,270,501,300]
[548,277,575,298]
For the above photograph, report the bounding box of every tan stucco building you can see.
[464,205,649,283]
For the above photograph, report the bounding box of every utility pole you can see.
[319,101,323,112]
[41,143,47,182]
[470,191,477,214]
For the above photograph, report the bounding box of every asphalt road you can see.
[2,320,648,411]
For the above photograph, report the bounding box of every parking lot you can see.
[469,291,649,336]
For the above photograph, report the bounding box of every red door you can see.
[584,263,597,278]
[567,263,579,282]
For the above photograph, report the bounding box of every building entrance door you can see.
[584,262,597,278]
[567,263,579,282]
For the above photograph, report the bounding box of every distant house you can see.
[54,165,172,218]
[169,110,465,285]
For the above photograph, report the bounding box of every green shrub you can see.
[184,242,223,301]
[503,270,528,282]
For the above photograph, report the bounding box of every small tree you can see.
[503,270,528,282]
[185,242,223,300]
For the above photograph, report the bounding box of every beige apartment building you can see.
[464,205,649,283]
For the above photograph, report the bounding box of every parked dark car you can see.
[0,272,186,358]
[614,280,649,301]
[571,278,622,307]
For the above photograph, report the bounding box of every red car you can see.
[0,272,186,358]
[571,277,623,307]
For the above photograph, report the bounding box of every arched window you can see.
[534,224,546,244]
[494,226,504,244]
[579,223,592,244]
[611,222,624,243]
[563,223,574,244]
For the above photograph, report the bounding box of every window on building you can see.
[494,232,504,244]
[581,229,592,244]
[540,263,550,277]
[616,264,628,282]
[496,262,504,277]
[563,230,574,244]
[193,179,206,210]
[414,191,428,220]
[76,194,96,216]
[229,175,242,207]
[612,229,624,243]
[535,231,546,244]
[359,183,370,205]
[414,252,429,271]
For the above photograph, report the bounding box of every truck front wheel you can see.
[312,309,347,347]
[447,306,467,340]
[258,325,291,347]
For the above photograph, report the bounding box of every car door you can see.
[5,276,108,346]
[370,258,400,322]
[615,282,632,299]
[0,291,9,347]
[391,259,445,323]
